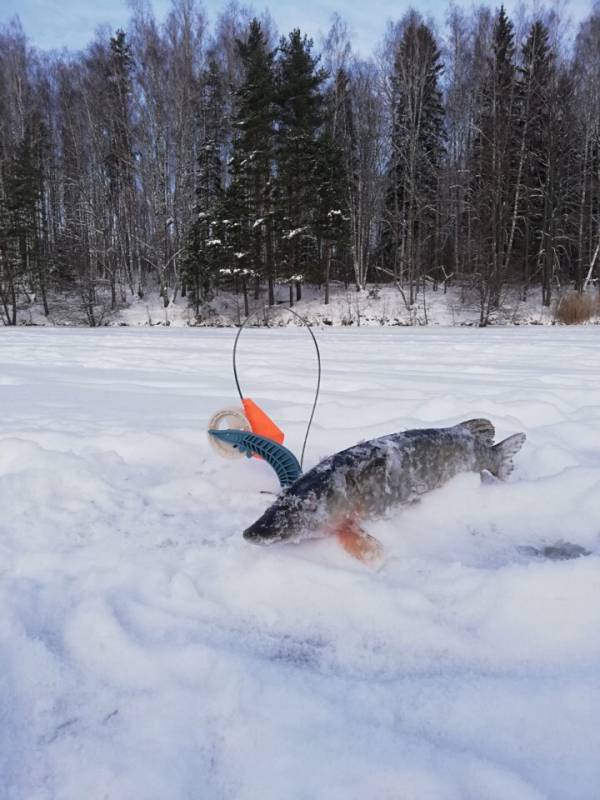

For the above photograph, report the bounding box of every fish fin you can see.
[333,517,384,565]
[457,418,495,445]
[480,469,501,485]
[492,432,526,480]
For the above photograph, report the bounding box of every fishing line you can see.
[232,306,321,469]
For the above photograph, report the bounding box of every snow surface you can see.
[2,326,600,799]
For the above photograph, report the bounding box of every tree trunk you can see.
[242,278,249,317]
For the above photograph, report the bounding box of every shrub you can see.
[554,292,595,325]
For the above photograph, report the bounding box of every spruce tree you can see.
[275,29,327,304]
[520,20,554,301]
[104,29,136,304]
[468,5,521,323]
[182,58,226,316]
[223,19,277,306]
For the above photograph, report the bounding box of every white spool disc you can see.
[208,407,251,459]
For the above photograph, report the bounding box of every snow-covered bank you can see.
[14,283,600,328]
[2,326,600,799]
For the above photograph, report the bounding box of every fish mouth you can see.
[244,498,320,545]
[243,515,287,544]
[244,507,306,544]
[243,524,284,545]
[243,498,298,544]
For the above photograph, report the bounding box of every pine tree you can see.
[105,29,137,305]
[223,19,277,307]
[275,29,327,304]
[182,58,226,316]
[468,5,521,324]
[520,20,554,301]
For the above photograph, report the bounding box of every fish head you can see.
[243,490,322,545]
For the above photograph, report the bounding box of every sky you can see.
[0,0,596,55]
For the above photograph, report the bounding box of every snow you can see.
[17,283,600,329]
[286,226,307,239]
[2,326,600,799]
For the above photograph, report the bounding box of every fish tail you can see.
[491,433,526,480]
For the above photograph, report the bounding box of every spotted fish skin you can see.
[243,420,525,545]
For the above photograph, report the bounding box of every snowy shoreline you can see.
[9,284,600,329]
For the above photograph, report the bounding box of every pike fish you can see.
[243,419,526,563]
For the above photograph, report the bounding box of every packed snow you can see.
[1,325,600,800]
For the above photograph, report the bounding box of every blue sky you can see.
[1,0,595,55]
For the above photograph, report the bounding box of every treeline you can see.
[0,2,599,326]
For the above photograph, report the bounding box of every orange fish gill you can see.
[329,514,384,565]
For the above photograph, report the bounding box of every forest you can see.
[0,1,599,326]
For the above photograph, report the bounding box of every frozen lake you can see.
[2,326,600,799]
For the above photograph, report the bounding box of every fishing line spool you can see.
[207,407,251,459]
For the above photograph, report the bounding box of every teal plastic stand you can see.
[208,429,302,488]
